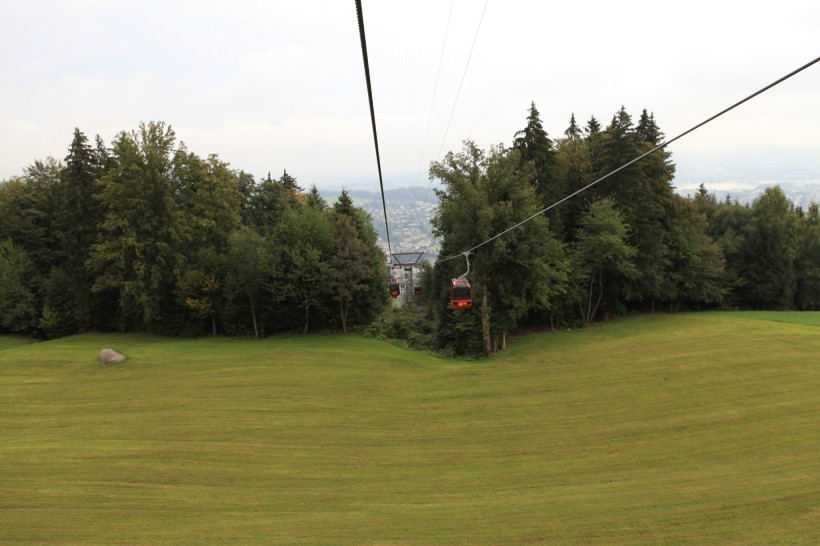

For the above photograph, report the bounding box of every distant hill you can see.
[674,146,820,186]
[324,177,820,253]
[675,181,820,209]
[673,145,820,207]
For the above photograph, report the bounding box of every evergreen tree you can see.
[513,102,562,234]
[739,187,797,309]
[555,114,593,242]
[306,184,328,210]
[708,198,752,305]
[55,128,105,330]
[38,267,77,339]
[794,202,820,310]
[329,214,373,333]
[565,113,582,140]
[596,107,675,310]
[0,239,41,335]
[663,195,727,309]
[331,189,388,328]
[249,173,292,236]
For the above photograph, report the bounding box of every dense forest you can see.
[2,106,819,356]
[397,104,820,355]
[0,122,388,338]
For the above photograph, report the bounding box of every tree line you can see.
[0,122,388,338]
[2,109,818,354]
[408,103,820,356]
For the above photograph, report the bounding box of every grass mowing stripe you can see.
[1,312,818,544]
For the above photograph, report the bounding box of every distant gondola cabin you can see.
[389,280,400,298]
[451,280,472,309]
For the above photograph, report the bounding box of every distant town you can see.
[323,186,440,263]
[323,180,820,264]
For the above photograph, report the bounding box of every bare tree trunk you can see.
[481,280,492,356]
[249,296,259,339]
[590,272,604,325]
[501,330,506,351]
[586,272,596,326]
[340,301,348,333]
[304,304,309,335]
[211,315,217,336]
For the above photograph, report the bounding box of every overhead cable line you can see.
[355,0,392,262]
[421,0,490,210]
[435,0,490,162]
[437,54,820,264]
[411,0,454,207]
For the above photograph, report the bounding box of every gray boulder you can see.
[98,348,128,364]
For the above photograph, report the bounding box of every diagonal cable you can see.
[437,54,820,263]
[355,0,392,262]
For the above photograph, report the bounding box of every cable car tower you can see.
[391,251,425,304]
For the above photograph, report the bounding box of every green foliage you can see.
[431,140,567,355]
[569,197,639,324]
[513,102,562,234]
[740,187,797,309]
[0,239,41,334]
[663,196,727,308]
[89,122,183,329]
[1,110,817,343]
[38,267,78,339]
[269,207,334,333]
[794,203,820,310]
[367,306,436,351]
[224,227,272,338]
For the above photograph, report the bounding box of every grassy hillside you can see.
[1,313,818,544]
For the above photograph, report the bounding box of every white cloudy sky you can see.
[1,0,818,190]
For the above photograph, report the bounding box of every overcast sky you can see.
[1,0,818,191]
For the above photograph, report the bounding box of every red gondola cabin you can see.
[414,285,422,296]
[389,280,400,298]
[451,280,472,309]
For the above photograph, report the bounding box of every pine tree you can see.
[513,102,563,234]
[556,114,593,242]
[0,239,41,335]
[55,128,104,330]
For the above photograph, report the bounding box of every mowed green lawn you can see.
[1,313,818,545]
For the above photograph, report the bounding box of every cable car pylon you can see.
[390,251,426,304]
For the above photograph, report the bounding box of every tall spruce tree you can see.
[513,102,562,235]
[55,128,104,330]
[556,114,593,242]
